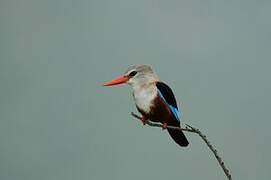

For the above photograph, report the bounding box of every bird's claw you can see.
[141,117,147,125]
[162,123,168,130]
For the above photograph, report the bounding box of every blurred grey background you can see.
[1,0,271,179]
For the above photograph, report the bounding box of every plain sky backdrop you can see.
[1,0,271,180]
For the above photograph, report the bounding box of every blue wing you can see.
[156,82,181,122]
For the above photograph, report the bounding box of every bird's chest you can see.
[133,87,156,113]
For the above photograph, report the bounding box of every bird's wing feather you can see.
[156,82,181,122]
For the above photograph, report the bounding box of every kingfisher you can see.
[103,65,189,147]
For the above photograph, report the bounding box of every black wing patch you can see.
[156,81,181,121]
[156,82,178,109]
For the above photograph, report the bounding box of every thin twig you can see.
[131,112,232,180]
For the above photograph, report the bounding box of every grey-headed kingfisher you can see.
[103,65,189,147]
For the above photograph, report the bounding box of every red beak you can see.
[103,75,129,86]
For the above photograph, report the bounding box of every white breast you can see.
[133,86,157,113]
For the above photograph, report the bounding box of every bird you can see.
[103,65,189,147]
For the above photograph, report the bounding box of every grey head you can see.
[124,65,159,87]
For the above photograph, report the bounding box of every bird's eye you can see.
[129,71,137,77]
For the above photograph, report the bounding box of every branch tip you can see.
[131,112,232,180]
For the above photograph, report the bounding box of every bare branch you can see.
[131,112,232,180]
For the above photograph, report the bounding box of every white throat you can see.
[132,84,157,113]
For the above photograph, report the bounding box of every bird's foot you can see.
[140,116,147,125]
[162,123,168,130]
